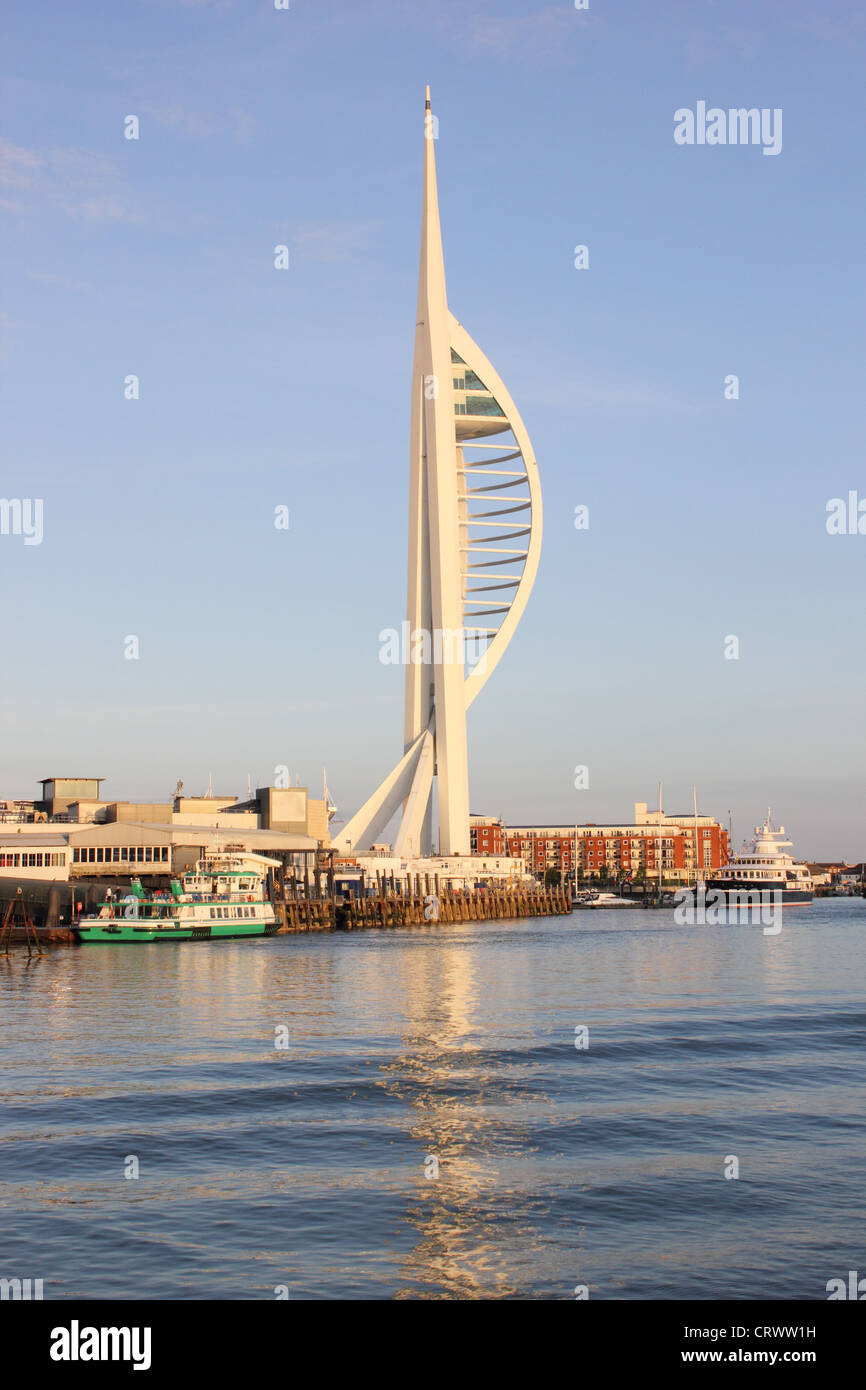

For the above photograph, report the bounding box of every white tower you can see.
[339,88,542,858]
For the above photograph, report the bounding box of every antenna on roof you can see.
[323,768,338,819]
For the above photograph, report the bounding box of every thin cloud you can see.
[427,1,595,61]
[141,102,255,143]
[292,220,380,264]
[0,138,142,223]
[145,103,223,138]
[150,0,235,8]
[26,270,94,293]
[683,26,762,70]
[521,371,693,415]
[0,138,44,190]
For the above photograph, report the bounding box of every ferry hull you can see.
[73,919,279,943]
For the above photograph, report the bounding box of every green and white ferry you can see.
[73,850,280,944]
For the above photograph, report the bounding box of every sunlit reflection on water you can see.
[1,903,864,1298]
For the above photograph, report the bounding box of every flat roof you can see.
[506,817,718,828]
[0,833,70,847]
[39,777,105,786]
[66,821,318,851]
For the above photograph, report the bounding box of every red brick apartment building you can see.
[469,815,506,856]
[471,803,729,886]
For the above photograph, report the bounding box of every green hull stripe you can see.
[74,921,277,943]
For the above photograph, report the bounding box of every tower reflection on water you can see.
[376,932,545,1300]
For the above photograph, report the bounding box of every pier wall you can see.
[275,881,572,932]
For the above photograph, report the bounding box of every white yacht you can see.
[706,814,813,904]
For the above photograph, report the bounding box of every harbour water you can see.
[2,899,864,1300]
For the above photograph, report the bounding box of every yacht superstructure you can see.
[706,814,812,903]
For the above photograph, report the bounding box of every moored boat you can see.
[73,850,280,943]
[702,814,813,905]
[572,890,640,909]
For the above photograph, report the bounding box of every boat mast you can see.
[693,785,700,889]
[657,780,663,902]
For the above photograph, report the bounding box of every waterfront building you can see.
[632,800,730,880]
[337,89,542,859]
[806,863,837,888]
[505,806,729,887]
[469,815,506,855]
[334,852,530,895]
[2,776,330,837]
[36,777,104,818]
[0,834,71,879]
[0,775,331,891]
[0,822,317,885]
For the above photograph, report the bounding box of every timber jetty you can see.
[276,875,571,932]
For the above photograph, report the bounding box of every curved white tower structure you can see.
[339,89,542,857]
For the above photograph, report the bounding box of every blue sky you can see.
[1,0,864,858]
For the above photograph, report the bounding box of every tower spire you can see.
[337,92,542,860]
[410,84,469,854]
